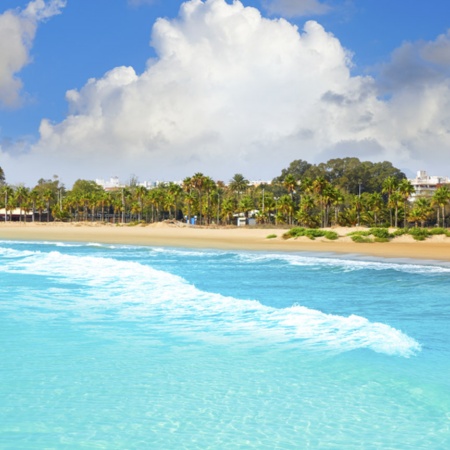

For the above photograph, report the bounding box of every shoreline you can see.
[1,222,450,262]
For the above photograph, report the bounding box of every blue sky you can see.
[1,0,450,187]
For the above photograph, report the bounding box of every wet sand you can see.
[1,222,450,262]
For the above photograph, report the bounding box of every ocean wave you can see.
[1,246,421,358]
[236,252,450,275]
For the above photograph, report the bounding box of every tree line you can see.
[1,157,449,228]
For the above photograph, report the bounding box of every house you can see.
[408,170,450,201]
[0,208,36,221]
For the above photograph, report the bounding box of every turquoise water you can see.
[1,240,449,449]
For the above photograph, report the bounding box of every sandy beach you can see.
[1,221,450,262]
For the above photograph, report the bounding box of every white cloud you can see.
[0,0,66,107]
[7,0,450,185]
[263,0,331,18]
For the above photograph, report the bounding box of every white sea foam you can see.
[236,251,450,275]
[1,246,421,357]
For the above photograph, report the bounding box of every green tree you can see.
[409,198,433,228]
[273,159,312,184]
[382,176,399,227]
[398,179,415,228]
[229,173,249,200]
[16,186,31,222]
[432,186,450,227]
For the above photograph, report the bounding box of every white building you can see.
[95,176,124,191]
[95,177,157,191]
[409,170,450,200]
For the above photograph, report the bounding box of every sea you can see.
[0,239,449,449]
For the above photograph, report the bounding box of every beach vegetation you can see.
[429,227,450,237]
[266,234,277,239]
[408,227,430,241]
[283,227,339,240]
[351,235,374,243]
[432,186,450,228]
[2,157,450,233]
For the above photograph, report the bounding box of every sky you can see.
[1,0,450,187]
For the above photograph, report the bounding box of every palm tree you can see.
[278,195,294,225]
[29,189,39,223]
[398,179,415,228]
[283,174,297,200]
[229,173,249,201]
[367,192,384,226]
[191,173,207,225]
[133,185,148,222]
[382,176,399,227]
[390,191,402,228]
[15,186,29,222]
[239,195,254,221]
[1,185,14,222]
[410,197,433,228]
[432,186,450,227]
[42,189,54,222]
[312,176,329,227]
[167,183,182,220]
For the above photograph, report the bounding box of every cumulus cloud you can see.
[262,0,331,18]
[0,0,66,107]
[10,0,450,184]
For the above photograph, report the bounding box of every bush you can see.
[266,234,277,239]
[429,227,447,235]
[282,227,306,239]
[408,228,430,241]
[369,228,392,239]
[283,227,339,240]
[347,230,371,237]
[392,228,408,237]
[351,235,374,243]
[324,231,339,240]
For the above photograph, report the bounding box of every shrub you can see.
[266,234,277,239]
[408,228,430,241]
[283,227,339,240]
[282,227,306,239]
[324,231,339,240]
[369,228,392,239]
[347,230,371,237]
[429,227,447,235]
[392,228,408,237]
[351,235,374,243]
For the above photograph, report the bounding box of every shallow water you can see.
[1,240,449,448]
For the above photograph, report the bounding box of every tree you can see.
[191,173,207,224]
[42,189,54,222]
[133,185,148,221]
[1,185,14,222]
[229,173,249,199]
[277,195,294,225]
[382,176,399,227]
[432,186,450,227]
[283,174,297,200]
[398,179,415,228]
[409,198,433,228]
[367,192,384,227]
[0,167,5,186]
[15,186,30,222]
[273,159,312,183]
